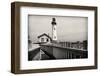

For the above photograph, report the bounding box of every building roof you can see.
[37,33,52,41]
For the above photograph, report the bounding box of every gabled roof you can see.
[37,33,52,40]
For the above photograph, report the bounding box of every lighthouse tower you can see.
[51,18,57,41]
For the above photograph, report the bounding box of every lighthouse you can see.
[51,18,57,41]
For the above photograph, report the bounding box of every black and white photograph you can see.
[28,15,88,61]
[11,2,97,73]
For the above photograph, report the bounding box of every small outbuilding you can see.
[37,33,52,43]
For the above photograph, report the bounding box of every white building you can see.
[37,33,52,43]
[51,18,57,41]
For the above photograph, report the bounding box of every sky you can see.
[28,15,88,43]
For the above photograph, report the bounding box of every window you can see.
[41,38,44,42]
[54,27,55,30]
[54,36,56,39]
[47,38,49,42]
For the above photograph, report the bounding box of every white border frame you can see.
[20,6,95,70]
